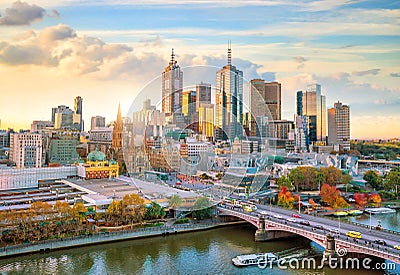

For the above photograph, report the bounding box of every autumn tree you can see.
[277,186,295,209]
[320,166,343,185]
[106,200,122,226]
[276,176,294,190]
[122,193,146,224]
[354,193,368,207]
[320,183,349,209]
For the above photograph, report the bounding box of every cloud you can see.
[352,68,380,77]
[0,1,56,26]
[293,56,307,63]
[390,73,400,78]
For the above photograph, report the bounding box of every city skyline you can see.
[0,0,399,139]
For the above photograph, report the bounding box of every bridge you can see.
[217,204,400,264]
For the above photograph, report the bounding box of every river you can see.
[1,222,399,275]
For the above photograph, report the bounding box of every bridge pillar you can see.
[322,233,337,264]
[255,216,268,241]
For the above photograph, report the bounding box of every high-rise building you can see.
[250,79,282,136]
[294,115,309,152]
[48,136,79,165]
[52,105,81,131]
[215,43,243,141]
[196,82,212,111]
[9,133,43,168]
[296,84,327,144]
[74,96,83,131]
[91,116,106,130]
[328,101,350,151]
[132,98,164,138]
[162,49,183,123]
[182,90,196,124]
[198,103,214,141]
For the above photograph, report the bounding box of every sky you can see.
[0,0,399,139]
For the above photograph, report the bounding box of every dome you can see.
[87,149,106,162]
[109,159,117,165]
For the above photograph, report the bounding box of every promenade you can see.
[0,221,245,258]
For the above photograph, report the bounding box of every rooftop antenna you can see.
[171,48,175,64]
[227,40,232,65]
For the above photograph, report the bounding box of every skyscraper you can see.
[162,49,183,123]
[196,82,211,111]
[182,90,196,124]
[328,101,350,151]
[215,43,243,140]
[296,84,327,144]
[74,96,83,131]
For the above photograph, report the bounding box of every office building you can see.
[296,84,327,144]
[328,101,350,151]
[52,105,81,131]
[182,90,197,125]
[91,116,106,130]
[196,82,212,111]
[48,136,79,165]
[215,43,243,140]
[31,121,53,133]
[162,49,183,123]
[74,96,83,131]
[9,133,43,168]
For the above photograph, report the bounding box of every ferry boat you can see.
[232,252,279,267]
[333,211,348,217]
[347,209,363,216]
[364,207,396,214]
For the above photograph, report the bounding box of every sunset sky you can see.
[0,0,399,139]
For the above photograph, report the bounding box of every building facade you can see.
[215,46,243,140]
[328,101,350,151]
[9,133,43,168]
[48,136,79,165]
[296,84,327,144]
[91,116,106,130]
[162,49,183,123]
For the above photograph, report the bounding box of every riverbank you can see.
[0,221,247,259]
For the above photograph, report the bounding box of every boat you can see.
[364,207,396,214]
[232,252,279,267]
[347,210,363,216]
[333,211,348,217]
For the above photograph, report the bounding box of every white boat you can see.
[232,252,279,267]
[364,207,396,214]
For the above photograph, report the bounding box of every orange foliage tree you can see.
[278,186,295,209]
[320,183,349,209]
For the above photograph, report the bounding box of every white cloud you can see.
[0,1,58,26]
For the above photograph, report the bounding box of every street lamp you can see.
[369,211,372,231]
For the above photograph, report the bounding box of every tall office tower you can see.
[250,79,282,136]
[198,103,214,141]
[196,82,211,111]
[182,90,196,123]
[74,96,83,131]
[162,49,183,123]
[215,42,243,140]
[328,101,350,151]
[9,133,43,168]
[296,84,327,144]
[294,115,309,152]
[91,116,106,130]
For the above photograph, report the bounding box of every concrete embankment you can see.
[0,221,246,258]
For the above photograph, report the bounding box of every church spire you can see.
[171,48,175,64]
[115,102,123,131]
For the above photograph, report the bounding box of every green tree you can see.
[145,201,166,220]
[288,167,304,192]
[192,196,212,220]
[315,171,326,191]
[276,176,294,190]
[363,170,383,190]
[168,194,183,218]
[385,168,400,197]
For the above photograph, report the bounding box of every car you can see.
[393,245,400,250]
[299,220,310,226]
[260,211,268,215]
[329,228,340,234]
[374,239,386,246]
[346,231,362,239]
[292,213,301,218]
[243,206,253,212]
[273,214,283,219]
[312,225,323,230]
[286,218,297,223]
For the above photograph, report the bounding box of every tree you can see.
[122,193,146,224]
[276,176,294,190]
[354,193,368,207]
[363,170,383,190]
[106,200,122,226]
[315,171,326,191]
[145,201,166,220]
[168,194,183,218]
[384,168,400,197]
[71,202,87,223]
[320,183,349,209]
[288,168,305,192]
[369,193,382,207]
[277,186,295,209]
[320,166,343,186]
[192,197,212,220]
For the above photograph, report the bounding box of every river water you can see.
[1,221,399,275]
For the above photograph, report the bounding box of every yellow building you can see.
[77,148,119,179]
